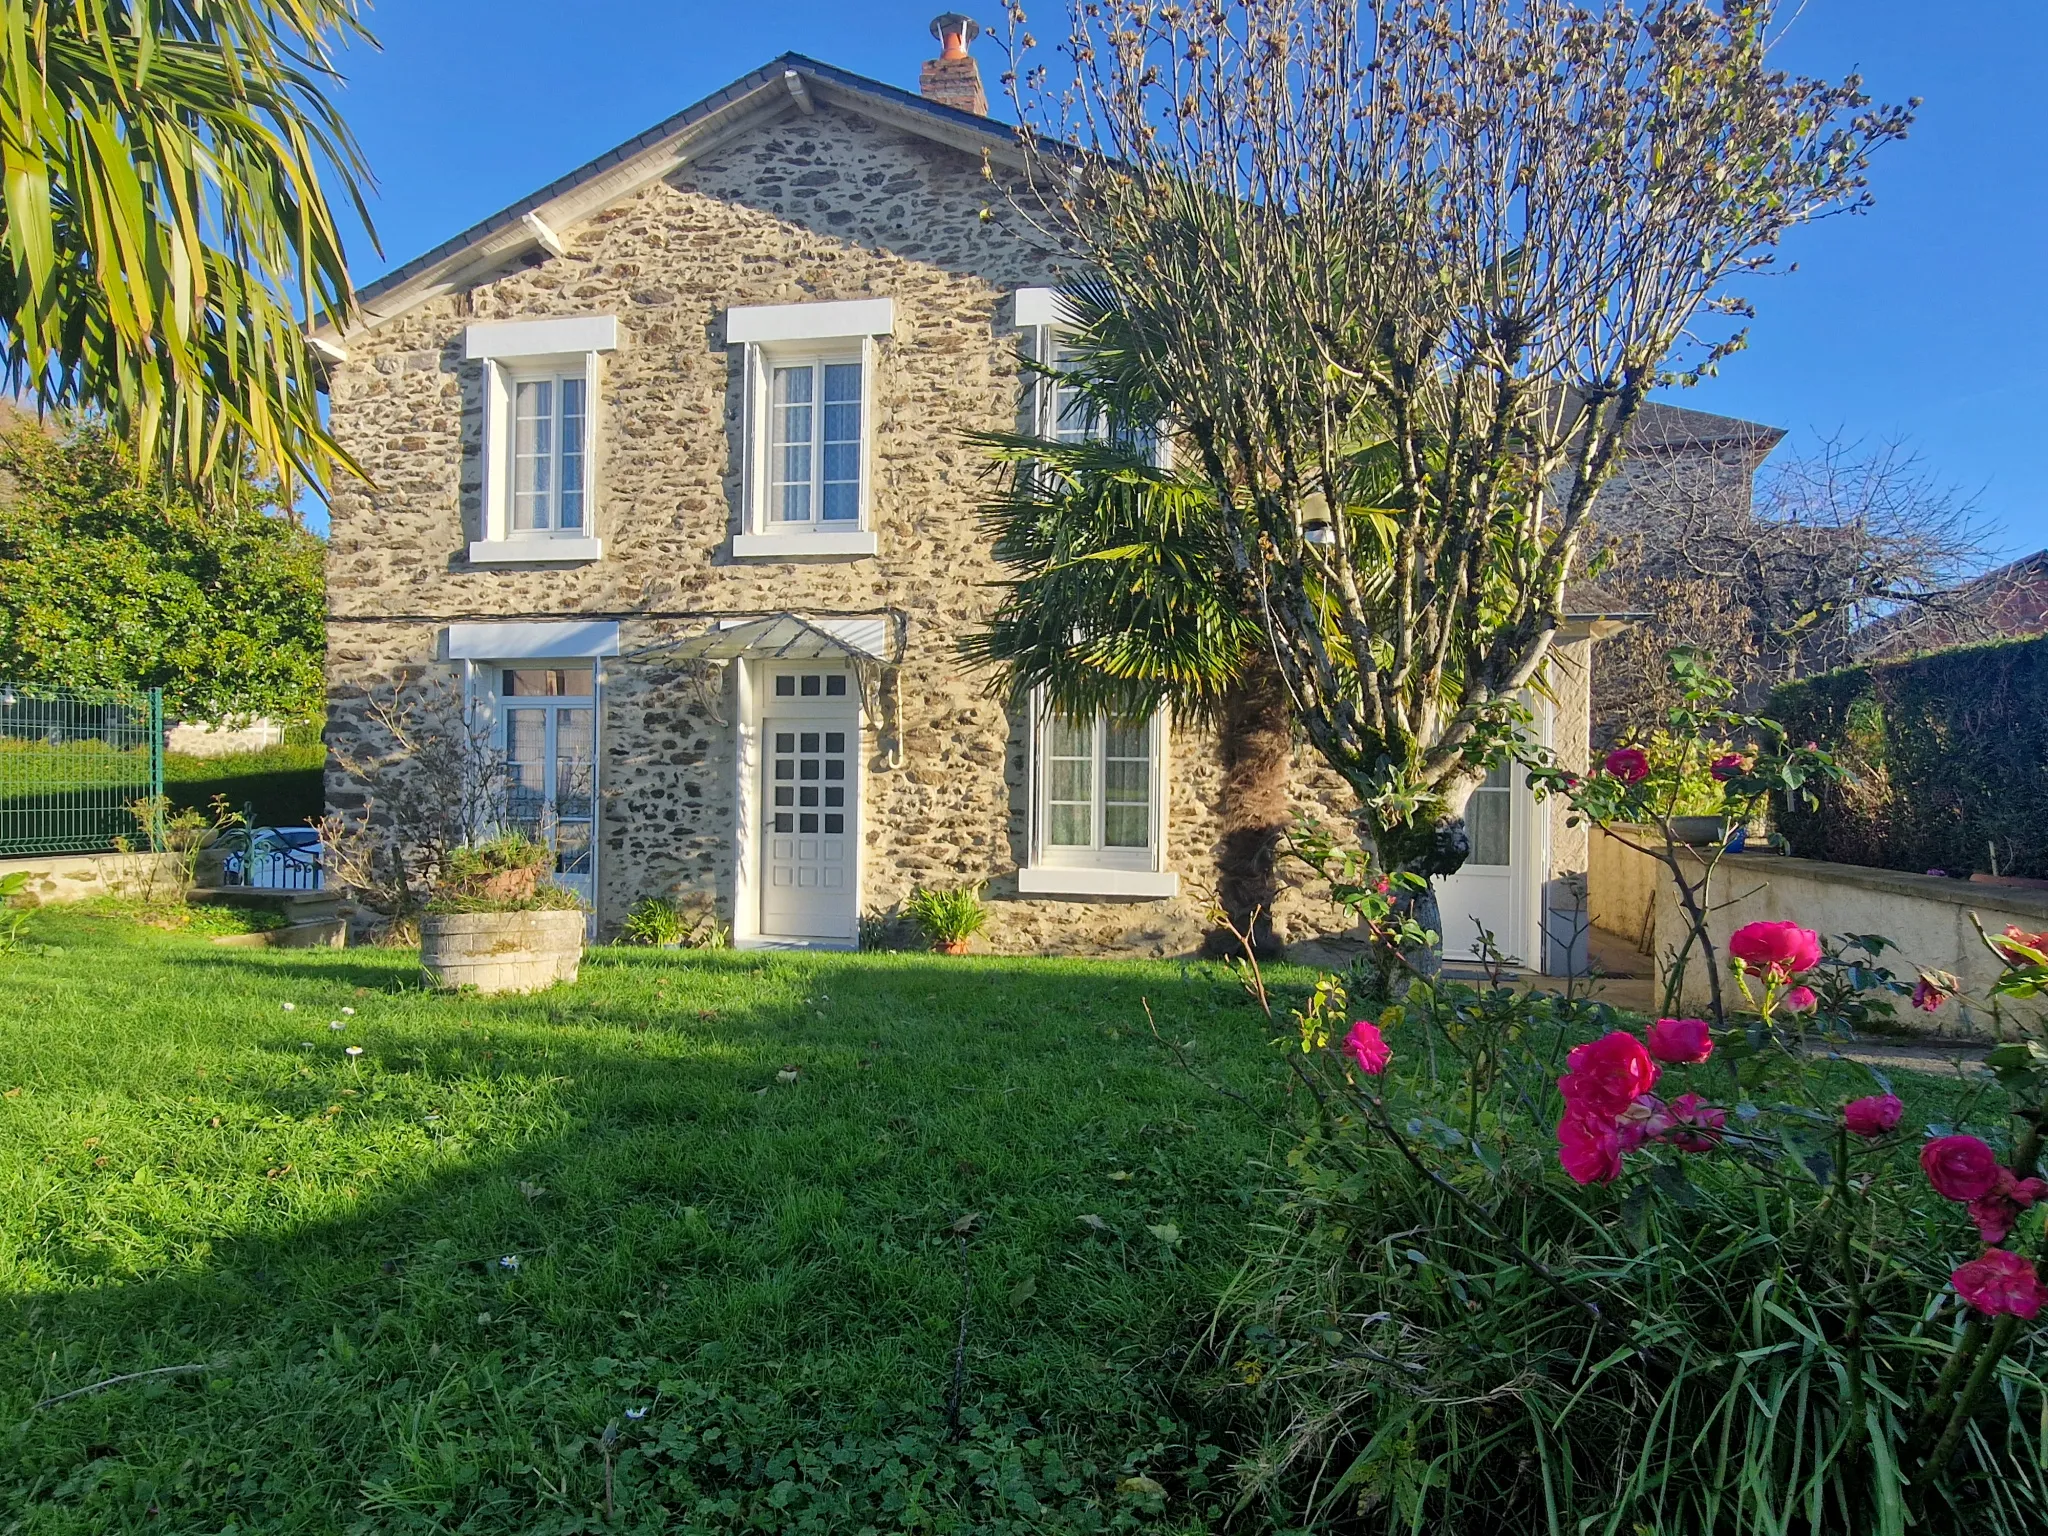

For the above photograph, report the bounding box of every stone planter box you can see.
[420,910,585,994]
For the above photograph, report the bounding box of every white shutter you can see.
[581,348,603,534]
[739,341,761,534]
[479,358,511,542]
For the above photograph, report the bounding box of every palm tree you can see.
[0,0,377,493]
[965,284,1291,955]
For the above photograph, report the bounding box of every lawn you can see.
[0,910,1292,1534]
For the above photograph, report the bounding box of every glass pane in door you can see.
[505,709,547,834]
[1466,763,1512,866]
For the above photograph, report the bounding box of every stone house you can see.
[316,22,1773,966]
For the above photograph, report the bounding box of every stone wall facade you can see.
[324,101,1600,958]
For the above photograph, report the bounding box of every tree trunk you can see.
[1204,656,1292,959]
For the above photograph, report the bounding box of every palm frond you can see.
[0,0,378,495]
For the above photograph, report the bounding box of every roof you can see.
[1628,400,1785,455]
[326,53,1023,341]
[1854,549,2048,660]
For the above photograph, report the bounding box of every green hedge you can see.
[166,739,325,829]
[1769,633,2048,878]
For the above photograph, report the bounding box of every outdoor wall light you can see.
[1302,520,1338,547]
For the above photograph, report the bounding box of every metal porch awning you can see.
[624,612,900,666]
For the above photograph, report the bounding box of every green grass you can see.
[0,911,1292,1533]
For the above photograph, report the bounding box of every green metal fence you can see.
[0,682,164,856]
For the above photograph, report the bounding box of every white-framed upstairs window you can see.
[1014,287,1168,466]
[463,315,617,564]
[509,372,588,534]
[766,353,864,526]
[1018,689,1178,898]
[728,297,894,560]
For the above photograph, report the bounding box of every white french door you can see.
[1436,762,1519,965]
[757,666,859,943]
[494,666,597,911]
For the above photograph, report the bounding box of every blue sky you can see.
[324,1,2044,553]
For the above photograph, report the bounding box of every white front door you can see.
[758,666,859,943]
[1437,762,1519,965]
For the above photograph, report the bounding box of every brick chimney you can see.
[920,13,987,116]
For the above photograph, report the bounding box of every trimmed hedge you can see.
[1769,633,2048,878]
[166,739,325,829]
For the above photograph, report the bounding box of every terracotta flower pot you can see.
[934,938,973,956]
[420,909,585,993]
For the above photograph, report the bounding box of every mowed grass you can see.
[0,910,1295,1534]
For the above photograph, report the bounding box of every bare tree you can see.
[318,672,509,918]
[997,0,1910,934]
[1594,434,1992,739]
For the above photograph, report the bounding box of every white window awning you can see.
[443,620,621,659]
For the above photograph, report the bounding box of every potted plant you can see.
[904,882,989,955]
[419,831,585,993]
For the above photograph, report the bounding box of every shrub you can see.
[425,831,580,915]
[904,883,989,951]
[620,895,729,949]
[1216,652,2048,1530]
[1770,634,2048,878]
[1214,957,2048,1533]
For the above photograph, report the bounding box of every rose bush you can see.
[1214,651,2046,1531]
[1219,958,2048,1534]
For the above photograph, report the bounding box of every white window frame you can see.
[464,316,616,564]
[729,298,892,560]
[1018,689,1178,898]
[1014,288,1173,469]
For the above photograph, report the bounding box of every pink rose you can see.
[1782,985,1818,1013]
[1920,1135,2004,1203]
[1656,1092,1727,1153]
[1557,1110,1626,1185]
[1603,746,1650,784]
[1951,1248,2048,1320]
[1343,1019,1392,1075]
[1709,752,1748,782]
[1911,978,1943,1012]
[1842,1093,1904,1138]
[1965,1170,2048,1244]
[1558,1032,1660,1123]
[1645,1017,1713,1065]
[1727,921,1822,980]
[1992,926,2048,965]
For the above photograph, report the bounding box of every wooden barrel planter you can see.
[420,910,586,994]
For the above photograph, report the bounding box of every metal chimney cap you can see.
[930,13,981,50]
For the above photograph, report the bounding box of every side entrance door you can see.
[1436,762,1520,966]
[758,666,859,943]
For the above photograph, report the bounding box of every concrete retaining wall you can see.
[0,851,186,903]
[1589,825,1661,954]
[1653,851,2048,1037]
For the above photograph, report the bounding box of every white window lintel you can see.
[1014,286,1078,329]
[464,315,618,361]
[727,297,895,345]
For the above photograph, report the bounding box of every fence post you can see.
[148,689,164,806]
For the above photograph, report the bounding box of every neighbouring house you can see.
[1853,548,2048,661]
[314,20,1778,966]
